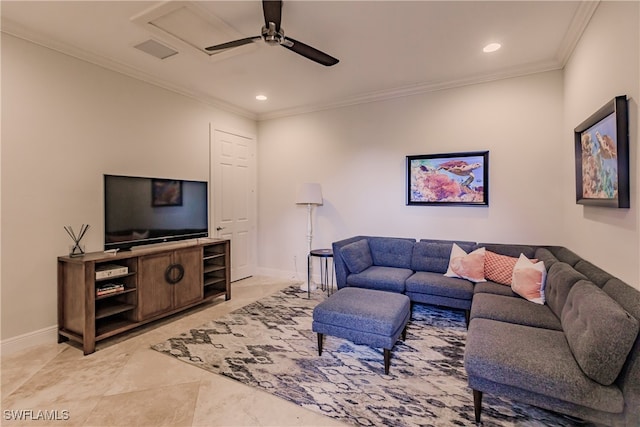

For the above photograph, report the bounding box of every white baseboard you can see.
[256,267,299,281]
[1,325,58,356]
[255,267,325,285]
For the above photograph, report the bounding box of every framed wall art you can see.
[407,151,489,206]
[574,95,629,208]
[152,179,183,207]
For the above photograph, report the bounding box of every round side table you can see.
[308,249,334,298]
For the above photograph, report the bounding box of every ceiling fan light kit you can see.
[205,0,339,67]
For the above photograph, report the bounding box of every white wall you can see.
[257,71,566,279]
[563,1,640,287]
[0,34,257,343]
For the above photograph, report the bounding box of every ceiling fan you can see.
[205,0,339,67]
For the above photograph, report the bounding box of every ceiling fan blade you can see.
[205,36,261,52]
[281,37,339,67]
[262,0,282,31]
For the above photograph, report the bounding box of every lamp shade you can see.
[296,183,323,205]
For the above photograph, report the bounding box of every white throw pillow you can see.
[444,243,486,283]
[511,253,546,304]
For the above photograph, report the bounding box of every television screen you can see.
[104,175,209,250]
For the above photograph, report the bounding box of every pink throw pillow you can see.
[511,254,546,304]
[444,244,486,283]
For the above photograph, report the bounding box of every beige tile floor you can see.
[1,276,348,427]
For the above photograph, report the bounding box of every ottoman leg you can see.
[473,389,483,424]
[317,333,324,356]
[384,348,391,374]
[401,325,407,341]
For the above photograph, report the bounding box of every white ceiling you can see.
[1,1,597,120]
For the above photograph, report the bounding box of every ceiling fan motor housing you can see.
[262,22,283,46]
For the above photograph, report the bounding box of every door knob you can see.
[216,226,225,231]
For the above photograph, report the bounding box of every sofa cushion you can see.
[603,278,640,318]
[470,293,562,330]
[534,247,559,270]
[405,271,474,300]
[477,243,537,259]
[574,259,614,287]
[411,240,475,273]
[444,244,486,283]
[473,281,518,297]
[368,237,415,269]
[465,318,624,413]
[547,246,582,266]
[346,265,412,293]
[545,262,587,318]
[562,281,640,386]
[594,278,640,423]
[340,239,373,274]
[511,254,546,305]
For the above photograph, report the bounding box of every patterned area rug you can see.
[152,286,582,427]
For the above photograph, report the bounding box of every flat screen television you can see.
[104,174,209,250]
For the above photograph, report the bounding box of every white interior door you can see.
[211,128,256,282]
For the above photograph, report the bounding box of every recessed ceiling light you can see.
[483,43,502,53]
[255,94,268,101]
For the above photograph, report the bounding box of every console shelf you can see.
[95,272,136,283]
[95,303,136,320]
[58,238,230,354]
[95,288,136,301]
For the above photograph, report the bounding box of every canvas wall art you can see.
[574,95,629,208]
[407,151,489,206]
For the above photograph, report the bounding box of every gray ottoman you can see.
[312,287,411,374]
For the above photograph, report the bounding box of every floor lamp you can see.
[296,183,323,291]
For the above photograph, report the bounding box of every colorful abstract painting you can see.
[407,151,489,206]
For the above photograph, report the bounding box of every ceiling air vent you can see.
[130,1,255,62]
[134,39,178,60]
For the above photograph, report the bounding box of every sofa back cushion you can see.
[368,237,415,269]
[574,259,614,287]
[546,246,582,267]
[602,278,640,422]
[477,243,537,259]
[411,240,475,273]
[534,247,559,270]
[603,278,640,319]
[562,281,639,385]
[545,262,587,318]
[340,239,373,274]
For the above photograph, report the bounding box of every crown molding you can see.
[0,18,258,121]
[257,59,563,121]
[555,0,599,66]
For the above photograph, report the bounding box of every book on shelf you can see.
[96,283,125,296]
[95,264,128,280]
[97,288,124,297]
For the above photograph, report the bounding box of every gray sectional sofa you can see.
[332,235,640,426]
